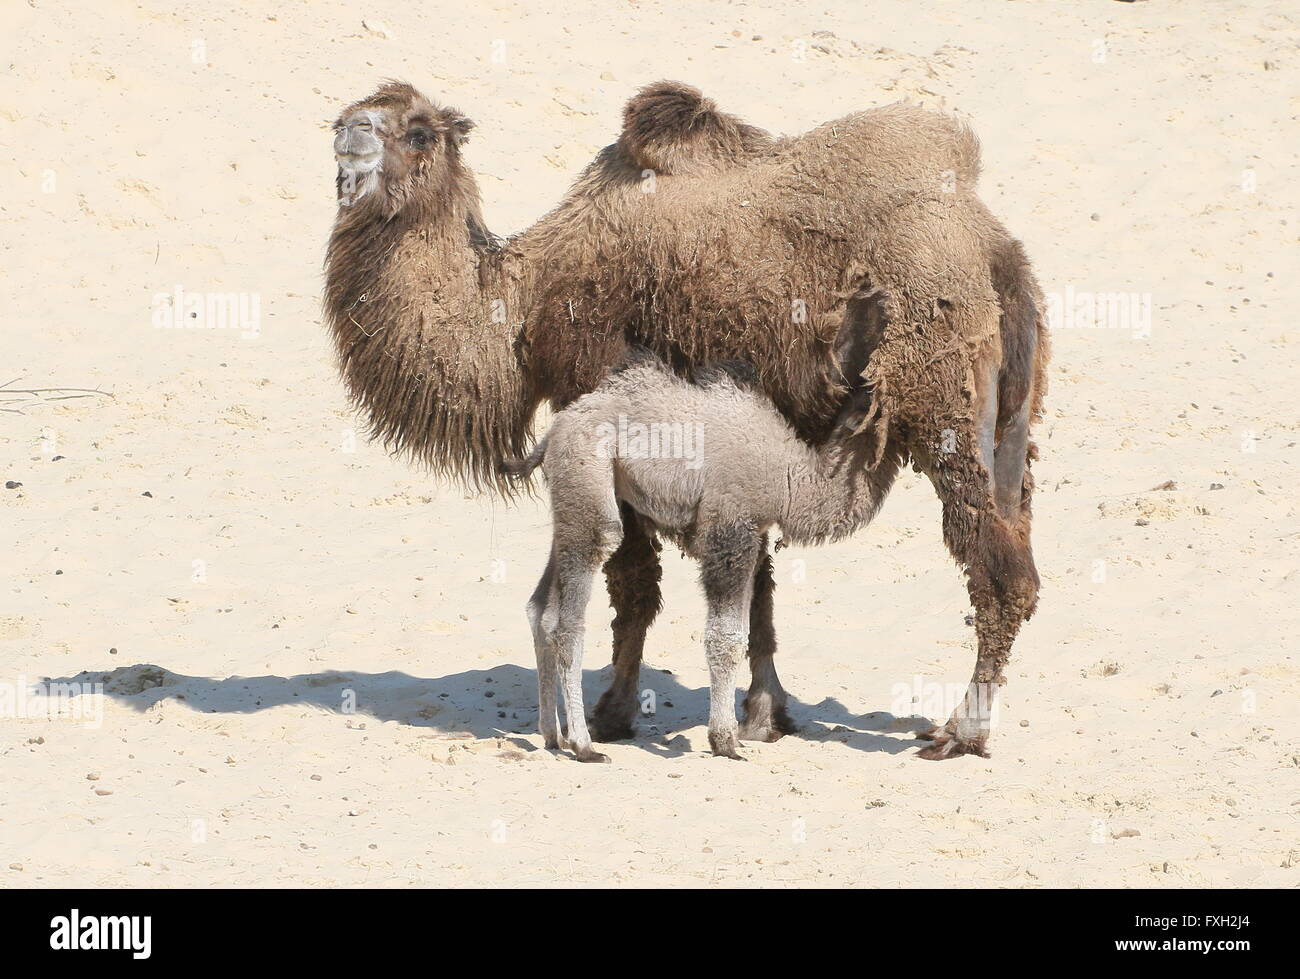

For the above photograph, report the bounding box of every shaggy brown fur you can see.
[618,81,775,174]
[323,80,1050,758]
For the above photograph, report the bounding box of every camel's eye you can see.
[406,129,436,151]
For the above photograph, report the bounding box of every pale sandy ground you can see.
[2,0,1297,887]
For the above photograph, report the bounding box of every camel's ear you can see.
[447,114,475,146]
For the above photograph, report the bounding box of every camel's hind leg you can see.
[699,524,763,759]
[549,490,623,763]
[739,541,797,742]
[909,364,1040,760]
[526,551,562,749]
[590,503,662,742]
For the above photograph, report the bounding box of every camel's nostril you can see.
[334,124,383,167]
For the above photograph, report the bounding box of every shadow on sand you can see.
[47,662,934,758]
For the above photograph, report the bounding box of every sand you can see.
[2,0,1297,887]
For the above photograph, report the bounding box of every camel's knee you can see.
[969,513,1039,618]
[553,629,585,670]
[557,517,623,570]
[526,593,556,643]
[526,555,558,641]
[699,524,763,605]
[594,518,624,564]
[704,621,747,670]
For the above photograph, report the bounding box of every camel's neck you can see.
[780,435,884,546]
[324,186,536,492]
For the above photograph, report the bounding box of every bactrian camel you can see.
[505,354,896,762]
[324,80,1049,759]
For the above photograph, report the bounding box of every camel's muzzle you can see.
[334,119,383,173]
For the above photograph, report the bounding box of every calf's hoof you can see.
[574,748,611,764]
[708,731,745,761]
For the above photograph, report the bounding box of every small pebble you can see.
[1019,719,1029,727]
[94,788,113,796]
[141,491,152,498]
[4,480,21,489]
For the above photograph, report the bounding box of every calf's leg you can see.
[699,524,762,759]
[526,551,562,749]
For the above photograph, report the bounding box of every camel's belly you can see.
[612,458,703,535]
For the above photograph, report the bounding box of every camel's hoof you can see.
[739,706,798,743]
[588,714,636,743]
[915,731,990,761]
[738,720,784,743]
[708,732,745,760]
[575,749,611,764]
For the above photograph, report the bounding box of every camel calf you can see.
[505,355,894,762]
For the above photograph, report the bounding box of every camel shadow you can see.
[47,662,932,758]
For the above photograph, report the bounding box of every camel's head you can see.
[332,81,475,210]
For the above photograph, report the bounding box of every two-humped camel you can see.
[324,80,1048,759]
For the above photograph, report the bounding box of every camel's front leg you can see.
[739,544,798,741]
[701,525,761,759]
[910,362,1040,760]
[590,504,662,742]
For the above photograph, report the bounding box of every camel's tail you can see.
[500,435,549,480]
